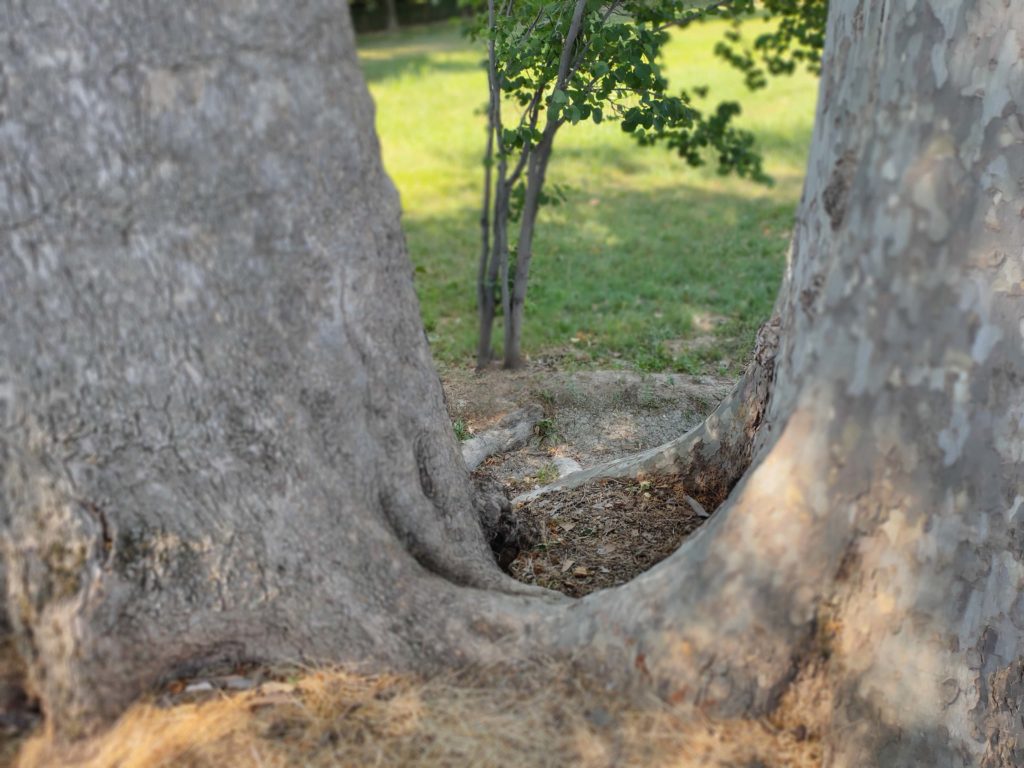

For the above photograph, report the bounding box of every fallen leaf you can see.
[573,566,590,577]
[561,559,576,573]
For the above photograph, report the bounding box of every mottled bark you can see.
[550,3,1024,765]
[522,2,1024,765]
[2,2,1023,766]
[0,0,548,737]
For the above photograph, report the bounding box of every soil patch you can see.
[443,364,736,597]
[443,364,732,497]
[508,475,713,597]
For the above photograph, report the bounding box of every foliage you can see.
[468,0,803,368]
[470,0,771,184]
[453,419,474,440]
[713,0,828,90]
[535,417,560,444]
[359,23,817,374]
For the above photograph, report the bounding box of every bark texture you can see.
[510,4,1024,766]
[3,3,1024,766]
[0,0,546,737]
[549,3,1024,765]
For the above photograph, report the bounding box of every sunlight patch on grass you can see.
[360,19,817,373]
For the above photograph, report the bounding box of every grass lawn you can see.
[358,18,818,374]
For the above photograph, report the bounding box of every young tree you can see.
[473,0,769,369]
[2,1,1023,764]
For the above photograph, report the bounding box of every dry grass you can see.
[17,663,821,768]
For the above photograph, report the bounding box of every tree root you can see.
[513,317,779,509]
[461,405,544,471]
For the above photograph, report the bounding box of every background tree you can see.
[3,2,1024,765]
[472,0,769,369]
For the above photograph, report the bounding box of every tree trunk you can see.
[477,4,502,370]
[384,0,400,33]
[0,0,546,738]
[503,128,556,369]
[3,2,1024,766]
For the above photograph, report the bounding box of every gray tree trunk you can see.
[503,128,556,369]
[384,0,400,33]
[2,2,1023,766]
[0,0,545,738]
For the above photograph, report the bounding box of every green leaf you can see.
[551,88,568,105]
[592,107,603,124]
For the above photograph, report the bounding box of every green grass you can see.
[358,18,817,374]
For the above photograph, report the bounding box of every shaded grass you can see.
[360,19,817,373]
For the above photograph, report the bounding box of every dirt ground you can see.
[443,364,731,486]
[442,364,734,596]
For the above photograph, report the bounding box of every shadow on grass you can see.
[358,23,481,84]
[551,122,813,180]
[361,53,481,84]
[405,182,795,371]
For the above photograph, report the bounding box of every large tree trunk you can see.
[0,0,548,738]
[3,1,1023,765]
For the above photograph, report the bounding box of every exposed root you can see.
[461,406,544,471]
[473,476,541,571]
[513,318,777,509]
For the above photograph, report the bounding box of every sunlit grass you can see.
[359,18,817,373]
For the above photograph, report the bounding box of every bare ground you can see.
[443,364,734,596]
[443,364,731,489]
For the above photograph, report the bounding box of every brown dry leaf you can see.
[509,475,715,597]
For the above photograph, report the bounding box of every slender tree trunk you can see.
[477,0,508,369]
[4,4,1024,767]
[384,0,400,33]
[476,1,499,369]
[503,127,556,369]
[502,0,583,368]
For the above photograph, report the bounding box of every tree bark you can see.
[0,0,546,738]
[3,3,1024,766]
[384,0,400,33]
[476,0,500,369]
[503,127,556,369]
